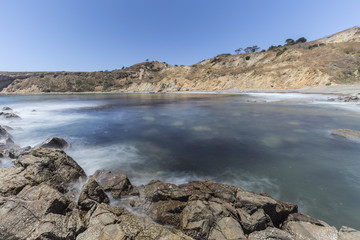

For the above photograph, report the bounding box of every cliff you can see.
[1,27,359,94]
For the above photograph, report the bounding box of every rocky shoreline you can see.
[1,108,360,239]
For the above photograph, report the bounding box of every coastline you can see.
[1,83,360,96]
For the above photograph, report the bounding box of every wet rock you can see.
[338,226,360,240]
[0,112,21,119]
[78,176,110,210]
[0,184,84,240]
[331,129,360,143]
[235,190,297,227]
[282,213,338,240]
[93,169,133,198]
[0,148,86,196]
[2,106,12,111]
[248,227,293,240]
[123,179,297,239]
[77,203,191,240]
[36,137,70,149]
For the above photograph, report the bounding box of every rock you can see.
[77,203,191,240]
[331,129,360,143]
[93,169,133,198]
[282,214,338,240]
[2,106,12,111]
[36,137,70,149]
[0,148,86,196]
[0,112,21,119]
[248,227,293,240]
[338,226,360,240]
[78,176,110,210]
[237,208,273,233]
[235,190,297,227]
[120,179,297,239]
[0,184,84,240]
[208,217,246,240]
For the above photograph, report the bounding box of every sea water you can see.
[0,93,359,229]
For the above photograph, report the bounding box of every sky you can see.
[0,0,359,72]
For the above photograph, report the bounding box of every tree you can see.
[245,45,260,53]
[295,37,307,43]
[251,45,260,52]
[285,38,295,45]
[235,48,243,54]
[244,47,252,53]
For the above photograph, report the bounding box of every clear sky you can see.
[0,0,359,71]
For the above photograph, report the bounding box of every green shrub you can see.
[308,44,319,49]
[245,56,250,60]
[276,48,287,57]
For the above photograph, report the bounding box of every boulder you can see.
[0,184,84,240]
[331,129,360,143]
[0,112,21,119]
[123,179,296,239]
[78,176,110,210]
[282,213,338,240]
[93,169,133,198]
[36,137,70,149]
[248,227,293,240]
[0,148,86,196]
[77,203,192,240]
[338,226,360,240]
[2,106,12,111]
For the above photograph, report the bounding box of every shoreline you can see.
[1,84,360,96]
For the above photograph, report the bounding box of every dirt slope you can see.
[1,27,359,94]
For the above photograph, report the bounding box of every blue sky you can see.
[0,0,359,71]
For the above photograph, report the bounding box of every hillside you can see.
[1,27,359,94]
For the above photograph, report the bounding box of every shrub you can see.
[245,56,250,60]
[308,44,319,49]
[276,48,287,57]
[295,37,307,43]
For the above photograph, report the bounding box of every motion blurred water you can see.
[1,93,360,229]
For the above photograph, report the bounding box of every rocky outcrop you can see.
[36,137,70,149]
[331,129,360,143]
[118,179,297,240]
[0,184,85,240]
[78,176,109,210]
[93,169,133,198]
[0,148,86,196]
[0,111,21,119]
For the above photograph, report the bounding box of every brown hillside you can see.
[1,27,359,93]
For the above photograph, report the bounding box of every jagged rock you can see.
[77,203,192,240]
[124,179,296,239]
[208,217,246,240]
[0,148,86,196]
[235,191,297,227]
[247,227,293,240]
[331,129,360,143]
[338,226,360,240]
[93,169,133,198]
[0,125,18,151]
[237,208,273,233]
[0,112,21,119]
[36,137,70,149]
[282,213,338,240]
[78,176,110,210]
[0,184,84,240]
[2,106,12,111]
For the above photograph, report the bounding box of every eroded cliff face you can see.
[1,27,360,94]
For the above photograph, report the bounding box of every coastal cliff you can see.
[1,27,359,94]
